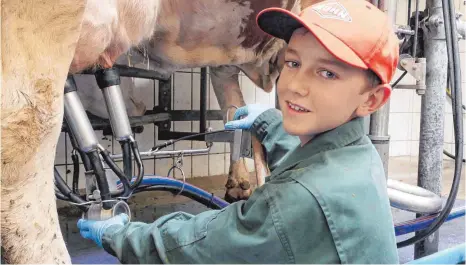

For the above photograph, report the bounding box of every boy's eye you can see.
[285,61,300,68]
[318,70,337,79]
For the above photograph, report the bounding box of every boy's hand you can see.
[77,213,130,248]
[224,104,273,130]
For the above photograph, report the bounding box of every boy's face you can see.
[277,28,390,143]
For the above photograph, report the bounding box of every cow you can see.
[1,0,317,263]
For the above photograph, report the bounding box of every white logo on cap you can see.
[312,1,352,22]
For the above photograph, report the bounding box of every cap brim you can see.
[256,8,368,70]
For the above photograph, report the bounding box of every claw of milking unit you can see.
[62,67,140,221]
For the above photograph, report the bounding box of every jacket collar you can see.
[268,117,366,179]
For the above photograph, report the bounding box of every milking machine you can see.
[55,67,252,220]
[58,72,136,220]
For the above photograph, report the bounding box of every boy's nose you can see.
[287,76,309,96]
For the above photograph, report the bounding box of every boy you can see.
[77,0,400,263]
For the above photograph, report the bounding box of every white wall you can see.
[54,0,466,188]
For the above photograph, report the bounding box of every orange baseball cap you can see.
[256,0,399,85]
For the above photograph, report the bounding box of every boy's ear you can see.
[355,84,392,117]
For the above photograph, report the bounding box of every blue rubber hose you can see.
[116,176,230,209]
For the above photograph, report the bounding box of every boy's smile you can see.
[277,27,389,145]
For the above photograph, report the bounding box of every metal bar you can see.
[367,0,397,179]
[78,64,170,81]
[412,0,420,57]
[110,147,211,160]
[61,113,170,132]
[387,179,443,214]
[395,28,416,35]
[368,108,390,179]
[200,68,207,133]
[157,78,172,132]
[394,84,421,90]
[407,0,412,25]
[158,131,206,141]
[144,110,223,121]
[414,0,448,258]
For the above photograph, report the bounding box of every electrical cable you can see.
[391,71,408,87]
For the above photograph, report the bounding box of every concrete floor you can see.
[59,156,465,264]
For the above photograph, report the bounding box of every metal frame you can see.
[66,66,240,143]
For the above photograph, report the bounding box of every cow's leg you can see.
[1,1,87,263]
[210,66,255,202]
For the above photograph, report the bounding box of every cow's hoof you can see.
[224,178,251,203]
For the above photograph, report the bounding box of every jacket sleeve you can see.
[101,185,291,264]
[251,108,300,172]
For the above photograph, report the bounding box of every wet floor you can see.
[61,156,465,264]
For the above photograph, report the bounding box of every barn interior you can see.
[43,0,466,263]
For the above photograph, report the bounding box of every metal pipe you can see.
[387,0,397,22]
[100,85,133,140]
[407,0,412,25]
[110,147,211,160]
[368,0,397,179]
[395,28,416,35]
[79,64,170,81]
[412,0,420,57]
[64,91,100,152]
[387,179,443,214]
[200,68,207,133]
[414,0,448,257]
[138,147,211,158]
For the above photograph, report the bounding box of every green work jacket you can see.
[102,109,399,264]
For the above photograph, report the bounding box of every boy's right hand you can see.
[224,104,273,130]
